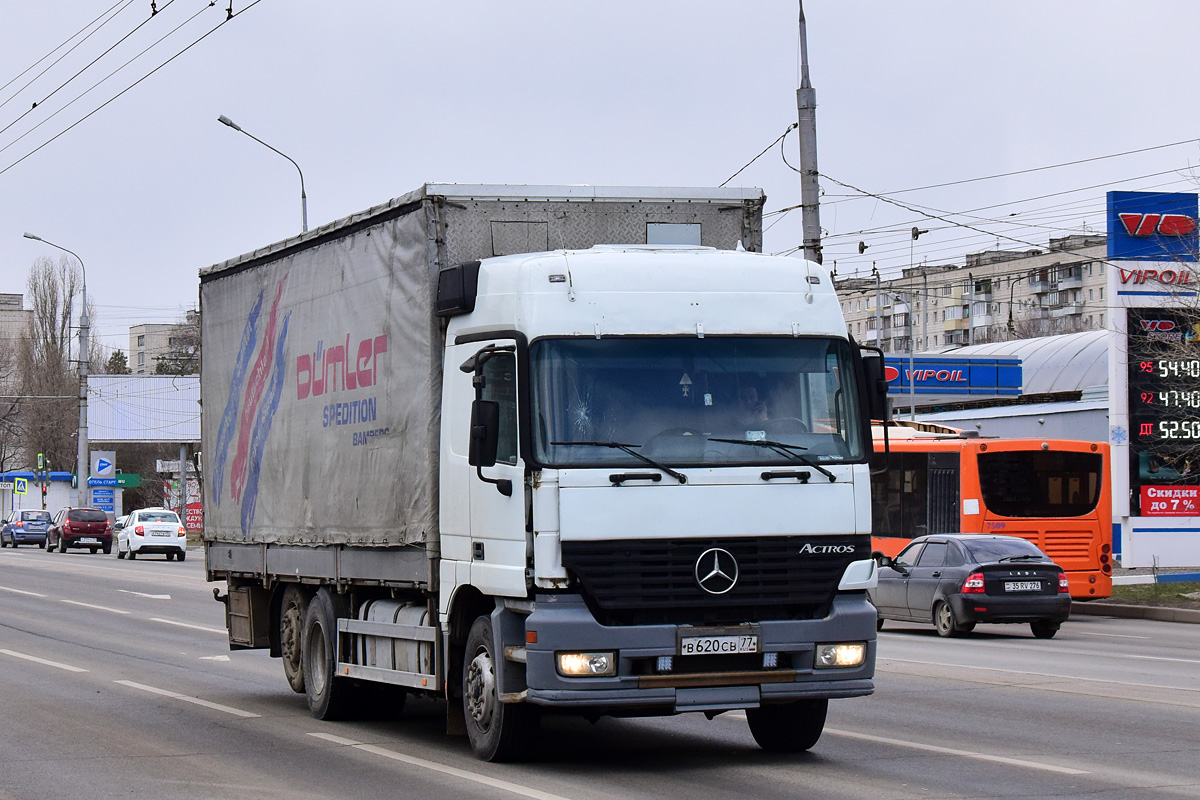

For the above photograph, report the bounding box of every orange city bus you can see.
[870,421,1113,600]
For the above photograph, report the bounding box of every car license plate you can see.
[1005,580,1041,592]
[78,537,99,544]
[679,634,759,655]
[151,531,171,537]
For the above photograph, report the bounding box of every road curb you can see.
[1072,602,1200,624]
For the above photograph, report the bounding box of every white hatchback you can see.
[117,508,188,561]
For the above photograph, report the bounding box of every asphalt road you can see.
[2,546,1199,799]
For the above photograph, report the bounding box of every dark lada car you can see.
[1,509,52,548]
[47,507,113,554]
[869,534,1071,639]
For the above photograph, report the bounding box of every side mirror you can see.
[468,399,500,468]
[861,350,890,422]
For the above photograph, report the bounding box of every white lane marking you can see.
[307,733,576,800]
[726,712,1089,775]
[200,655,231,662]
[115,680,260,718]
[1127,654,1200,665]
[309,732,360,746]
[60,599,131,615]
[150,617,226,634]
[0,585,47,597]
[826,728,1090,775]
[1074,631,1151,639]
[886,657,1200,694]
[0,649,88,673]
[118,590,171,599]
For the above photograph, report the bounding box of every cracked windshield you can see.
[532,337,864,466]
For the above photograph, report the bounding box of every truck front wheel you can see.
[280,585,307,693]
[463,615,537,762]
[303,588,356,719]
[746,698,828,752]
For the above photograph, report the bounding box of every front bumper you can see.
[518,592,876,714]
[950,593,1071,625]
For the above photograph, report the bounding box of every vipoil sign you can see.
[1108,191,1199,262]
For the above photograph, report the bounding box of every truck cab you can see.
[437,245,882,758]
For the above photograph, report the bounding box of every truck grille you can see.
[560,535,869,626]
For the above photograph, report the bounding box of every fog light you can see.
[762,652,779,669]
[656,656,673,672]
[557,652,616,677]
[815,642,866,668]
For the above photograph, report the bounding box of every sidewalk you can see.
[1072,564,1200,624]
[1072,601,1200,624]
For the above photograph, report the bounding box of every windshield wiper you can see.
[998,554,1045,562]
[550,441,688,484]
[709,438,836,483]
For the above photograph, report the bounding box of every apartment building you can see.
[128,310,198,374]
[836,235,1108,353]
[0,293,33,371]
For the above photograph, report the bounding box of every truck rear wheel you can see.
[746,698,827,752]
[280,585,307,693]
[463,615,537,762]
[303,588,357,720]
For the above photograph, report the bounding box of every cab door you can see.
[465,344,528,597]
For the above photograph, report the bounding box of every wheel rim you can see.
[465,646,496,731]
[307,622,328,695]
[936,604,952,633]
[281,606,303,674]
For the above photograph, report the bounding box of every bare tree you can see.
[0,337,20,472]
[15,256,94,472]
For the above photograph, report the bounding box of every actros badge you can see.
[694,548,739,595]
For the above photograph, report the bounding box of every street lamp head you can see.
[23,232,42,241]
[217,114,241,132]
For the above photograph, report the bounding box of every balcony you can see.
[1050,302,1085,318]
[1058,275,1083,291]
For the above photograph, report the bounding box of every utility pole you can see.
[796,2,822,264]
[874,266,882,349]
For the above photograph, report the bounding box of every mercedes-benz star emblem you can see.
[695,548,739,595]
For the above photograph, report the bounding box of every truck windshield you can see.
[531,337,864,467]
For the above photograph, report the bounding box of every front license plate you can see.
[78,537,99,544]
[680,635,759,655]
[1005,581,1041,592]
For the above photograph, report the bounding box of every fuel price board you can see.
[1127,307,1200,515]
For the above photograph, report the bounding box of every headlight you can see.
[556,652,616,677]
[814,642,866,669]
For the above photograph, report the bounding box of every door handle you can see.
[931,571,941,577]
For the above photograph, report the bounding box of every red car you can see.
[48,507,113,554]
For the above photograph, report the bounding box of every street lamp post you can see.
[217,114,308,233]
[23,233,89,506]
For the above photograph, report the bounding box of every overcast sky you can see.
[5,1,1200,354]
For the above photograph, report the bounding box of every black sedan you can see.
[870,534,1071,639]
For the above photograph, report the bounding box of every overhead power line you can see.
[0,0,128,106]
[0,0,266,178]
